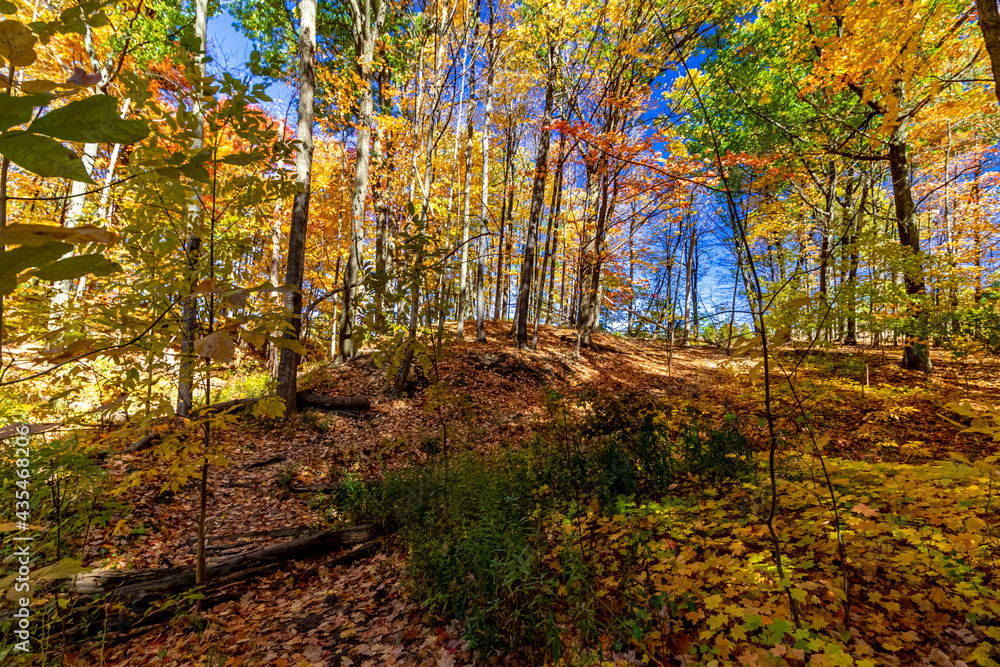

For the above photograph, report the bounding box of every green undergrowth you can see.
[338,392,757,662]
[338,392,1000,666]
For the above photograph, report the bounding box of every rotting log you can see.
[68,524,375,598]
[182,525,309,544]
[243,455,287,470]
[289,482,341,494]
[297,394,370,410]
[123,432,161,454]
[54,540,379,648]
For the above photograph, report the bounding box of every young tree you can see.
[177,0,209,418]
[336,0,388,363]
[275,0,318,415]
[515,44,557,348]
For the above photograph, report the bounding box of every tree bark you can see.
[577,164,612,350]
[818,162,836,341]
[977,0,1000,104]
[177,0,208,419]
[337,0,387,363]
[475,6,496,343]
[691,230,699,342]
[532,134,566,349]
[457,14,480,340]
[372,125,394,331]
[887,86,931,372]
[844,171,866,346]
[515,47,556,349]
[68,526,376,598]
[275,0,317,416]
[493,129,513,320]
[682,216,694,343]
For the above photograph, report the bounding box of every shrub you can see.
[338,394,755,661]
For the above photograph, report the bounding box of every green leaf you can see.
[0,242,72,295]
[0,1,18,15]
[222,151,259,166]
[0,131,94,182]
[31,558,90,581]
[32,253,122,281]
[268,335,307,355]
[0,93,47,132]
[2,558,91,602]
[29,95,148,144]
[179,162,211,183]
[0,223,117,246]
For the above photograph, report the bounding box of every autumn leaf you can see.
[194,330,235,364]
[851,503,878,518]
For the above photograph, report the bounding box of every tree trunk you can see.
[682,216,693,344]
[475,7,496,343]
[275,0,317,415]
[533,134,566,349]
[818,162,836,341]
[691,230,699,342]
[372,108,395,332]
[844,172,866,346]
[977,0,1000,104]
[493,130,513,321]
[177,1,208,418]
[68,526,376,599]
[456,19,478,340]
[887,87,931,373]
[502,181,515,319]
[515,47,556,349]
[577,166,609,350]
[337,0,387,363]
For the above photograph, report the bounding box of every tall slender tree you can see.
[337,0,388,363]
[275,0,317,414]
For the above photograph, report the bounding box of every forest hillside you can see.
[1,0,1000,665]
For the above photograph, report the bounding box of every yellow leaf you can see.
[194,330,235,364]
[965,516,986,533]
[0,20,36,67]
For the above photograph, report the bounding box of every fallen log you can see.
[123,432,160,454]
[182,525,309,545]
[69,524,375,598]
[243,455,287,470]
[196,397,261,416]
[297,394,370,410]
[59,540,380,648]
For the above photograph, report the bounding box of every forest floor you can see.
[49,323,1000,666]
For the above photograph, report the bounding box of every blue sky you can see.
[207,9,296,122]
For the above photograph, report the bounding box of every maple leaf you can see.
[436,648,456,667]
[851,503,878,518]
[66,65,102,87]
